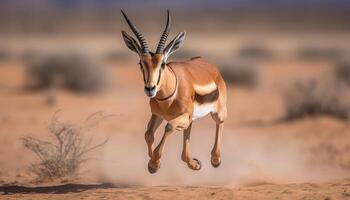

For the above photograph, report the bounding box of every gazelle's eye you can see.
[161,63,165,69]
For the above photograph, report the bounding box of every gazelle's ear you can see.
[163,31,186,62]
[121,30,142,55]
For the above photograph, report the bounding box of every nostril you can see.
[144,86,156,91]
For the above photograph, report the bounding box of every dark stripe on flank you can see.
[195,88,219,104]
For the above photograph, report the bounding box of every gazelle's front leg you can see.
[145,114,163,159]
[148,113,190,174]
[182,123,201,170]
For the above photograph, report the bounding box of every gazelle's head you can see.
[121,10,185,98]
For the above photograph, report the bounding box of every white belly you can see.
[192,103,216,120]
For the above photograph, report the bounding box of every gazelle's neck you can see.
[155,65,177,101]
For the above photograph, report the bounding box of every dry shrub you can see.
[237,44,273,59]
[25,50,109,93]
[283,78,350,121]
[334,59,350,85]
[20,49,43,63]
[219,60,259,87]
[0,48,12,61]
[296,46,343,60]
[103,49,132,62]
[22,112,109,179]
[310,143,350,170]
[172,49,198,61]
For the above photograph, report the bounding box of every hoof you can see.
[148,161,160,174]
[192,158,202,170]
[211,157,221,168]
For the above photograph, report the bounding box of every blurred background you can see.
[0,0,350,186]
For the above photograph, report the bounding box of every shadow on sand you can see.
[0,183,118,195]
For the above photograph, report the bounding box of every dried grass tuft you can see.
[296,46,344,60]
[219,60,259,87]
[237,44,273,59]
[334,58,350,86]
[282,78,350,121]
[22,112,109,179]
[25,50,109,93]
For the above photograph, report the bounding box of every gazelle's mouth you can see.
[144,86,157,97]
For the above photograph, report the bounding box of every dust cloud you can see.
[97,122,347,186]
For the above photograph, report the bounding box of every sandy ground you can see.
[1,180,350,200]
[0,37,350,199]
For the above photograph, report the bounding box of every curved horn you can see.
[156,9,171,54]
[121,10,149,53]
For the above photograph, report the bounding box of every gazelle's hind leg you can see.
[210,76,227,168]
[182,123,201,170]
[210,104,226,168]
[210,119,224,168]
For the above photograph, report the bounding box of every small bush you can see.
[282,78,350,121]
[20,49,42,63]
[25,50,109,93]
[0,48,12,61]
[334,59,350,85]
[296,46,343,60]
[172,49,198,61]
[22,112,109,179]
[219,60,259,87]
[237,45,273,59]
[103,49,132,62]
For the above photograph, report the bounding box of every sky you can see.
[1,0,350,11]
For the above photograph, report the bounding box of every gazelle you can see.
[121,10,227,173]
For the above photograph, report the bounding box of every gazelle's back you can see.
[169,57,221,88]
[169,57,224,94]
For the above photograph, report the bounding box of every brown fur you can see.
[121,10,226,173]
[145,57,227,173]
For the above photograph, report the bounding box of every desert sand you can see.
[0,34,350,199]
